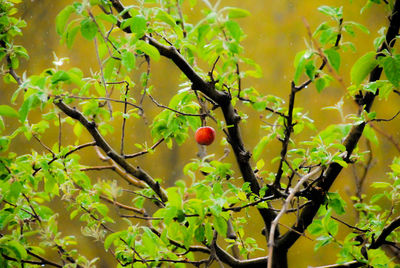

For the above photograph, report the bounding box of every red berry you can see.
[195,126,216,146]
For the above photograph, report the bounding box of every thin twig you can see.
[370,123,400,152]
[93,36,113,116]
[148,94,206,117]
[176,0,187,37]
[124,138,164,159]
[94,147,146,189]
[120,82,129,155]
[54,94,143,112]
[371,109,400,122]
[331,216,368,233]
[100,195,145,214]
[33,135,55,157]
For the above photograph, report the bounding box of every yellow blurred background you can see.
[1,0,399,267]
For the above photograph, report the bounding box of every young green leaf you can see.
[0,105,19,118]
[56,5,75,35]
[351,51,378,85]
[80,18,98,40]
[136,40,160,61]
[324,48,340,71]
[223,7,251,19]
[121,50,136,72]
[382,55,400,87]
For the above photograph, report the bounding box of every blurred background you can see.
[1,0,399,267]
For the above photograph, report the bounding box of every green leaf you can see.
[308,220,323,235]
[51,70,70,84]
[7,181,22,203]
[351,51,378,86]
[325,219,338,236]
[56,5,75,35]
[315,235,332,251]
[213,216,227,236]
[364,124,379,145]
[0,105,19,118]
[315,77,326,93]
[224,7,251,19]
[156,10,176,27]
[305,61,316,79]
[19,94,37,122]
[293,50,307,84]
[370,193,385,204]
[136,40,160,61]
[225,20,242,41]
[66,25,80,48]
[80,18,98,40]
[347,21,370,34]
[96,13,117,24]
[324,48,340,71]
[317,5,342,19]
[371,182,391,188]
[0,136,10,153]
[382,55,400,87]
[194,225,205,242]
[253,134,274,160]
[6,240,28,261]
[104,232,121,251]
[121,51,136,72]
[123,15,147,38]
[327,192,346,215]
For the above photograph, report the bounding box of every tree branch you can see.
[268,167,322,268]
[214,243,269,267]
[278,0,400,251]
[310,261,364,268]
[54,98,167,202]
[370,216,400,249]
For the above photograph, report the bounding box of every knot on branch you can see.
[233,113,241,124]
[238,150,251,163]
[88,121,96,129]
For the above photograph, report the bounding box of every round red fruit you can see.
[195,126,216,146]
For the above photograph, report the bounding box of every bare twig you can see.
[53,94,143,112]
[148,94,206,117]
[94,146,147,189]
[120,82,129,155]
[93,36,113,116]
[100,195,145,215]
[33,135,55,157]
[371,109,400,122]
[331,216,368,233]
[268,167,322,268]
[370,123,400,153]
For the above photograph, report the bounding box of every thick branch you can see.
[54,98,167,202]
